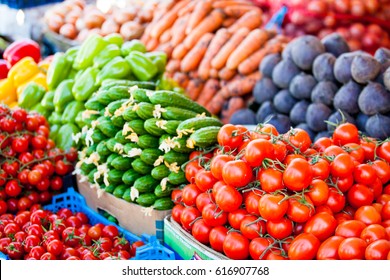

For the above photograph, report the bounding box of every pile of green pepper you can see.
[34,33,168,151]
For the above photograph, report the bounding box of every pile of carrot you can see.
[140,0,290,122]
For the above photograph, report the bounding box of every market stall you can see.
[1,0,390,262]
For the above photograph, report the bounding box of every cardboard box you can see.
[77,175,171,242]
[164,215,229,260]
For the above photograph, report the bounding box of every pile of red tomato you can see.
[171,122,390,260]
[0,105,76,214]
[0,206,145,260]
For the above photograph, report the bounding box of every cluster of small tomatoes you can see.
[0,105,76,214]
[171,122,390,260]
[0,206,145,260]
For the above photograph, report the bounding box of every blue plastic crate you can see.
[0,188,175,260]
[0,251,10,260]
[0,0,63,9]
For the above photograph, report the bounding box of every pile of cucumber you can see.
[77,80,222,210]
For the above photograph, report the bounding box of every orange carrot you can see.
[238,42,283,75]
[222,17,237,28]
[166,59,181,73]
[221,71,261,98]
[209,68,219,79]
[173,72,190,88]
[146,37,159,51]
[218,67,237,81]
[186,78,205,101]
[196,79,220,106]
[181,33,214,73]
[178,0,197,17]
[172,43,189,60]
[211,27,250,70]
[198,28,231,80]
[212,0,253,8]
[150,0,189,39]
[140,32,150,45]
[183,9,225,50]
[159,28,172,44]
[221,97,246,124]
[227,10,262,33]
[206,89,228,115]
[185,0,213,35]
[226,29,271,70]
[170,14,190,47]
[156,43,174,58]
[224,5,260,18]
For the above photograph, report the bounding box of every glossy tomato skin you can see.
[266,217,293,240]
[308,179,329,206]
[365,239,390,260]
[217,124,245,150]
[258,194,288,222]
[209,226,228,253]
[304,212,337,241]
[347,184,374,209]
[360,224,387,244]
[283,158,313,191]
[240,215,266,240]
[258,168,284,193]
[228,208,248,230]
[223,232,250,260]
[338,237,367,260]
[335,220,367,238]
[244,139,274,167]
[215,185,243,213]
[288,233,320,260]
[354,205,382,225]
[192,219,212,245]
[316,236,345,260]
[249,237,273,260]
[222,160,253,188]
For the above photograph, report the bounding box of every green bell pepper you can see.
[146,51,167,74]
[65,46,79,63]
[125,51,158,81]
[67,69,78,80]
[41,90,55,111]
[73,34,108,70]
[121,40,146,57]
[96,57,132,85]
[93,44,121,69]
[48,111,62,125]
[57,123,80,151]
[75,111,86,129]
[53,79,75,112]
[18,82,46,109]
[72,67,99,101]
[49,124,60,142]
[61,100,85,124]
[104,33,124,47]
[31,103,49,119]
[46,53,72,90]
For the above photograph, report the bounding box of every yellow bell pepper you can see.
[8,101,19,109]
[17,72,48,99]
[8,57,40,87]
[38,60,50,73]
[0,78,17,105]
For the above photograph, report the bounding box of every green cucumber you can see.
[168,170,187,185]
[163,150,189,165]
[172,137,194,153]
[85,96,105,111]
[130,88,151,102]
[101,80,156,91]
[137,134,159,149]
[188,126,220,148]
[161,106,198,120]
[140,148,163,165]
[111,156,134,171]
[108,169,125,185]
[123,142,140,154]
[95,90,112,105]
[97,121,117,138]
[91,129,108,144]
[105,184,116,194]
[131,158,153,175]
[144,118,180,136]
[107,86,131,100]
[122,169,142,185]
[106,138,119,153]
[86,144,98,156]
[107,99,128,115]
[96,141,111,157]
[111,115,125,128]
[114,130,127,144]
[107,153,120,166]
[113,184,128,198]
[149,90,210,116]
[87,168,98,183]
[153,197,174,210]
[122,188,131,202]
[80,162,95,175]
[151,165,170,180]
[136,102,155,120]
[122,106,139,121]
[176,117,223,132]
[135,193,157,207]
[154,184,173,198]
[133,175,158,193]
[128,119,148,135]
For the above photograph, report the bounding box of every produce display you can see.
[0,105,76,214]
[30,33,168,151]
[140,0,289,120]
[75,83,222,210]
[254,0,390,53]
[231,33,390,140]
[44,0,165,42]
[0,207,144,260]
[172,122,390,260]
